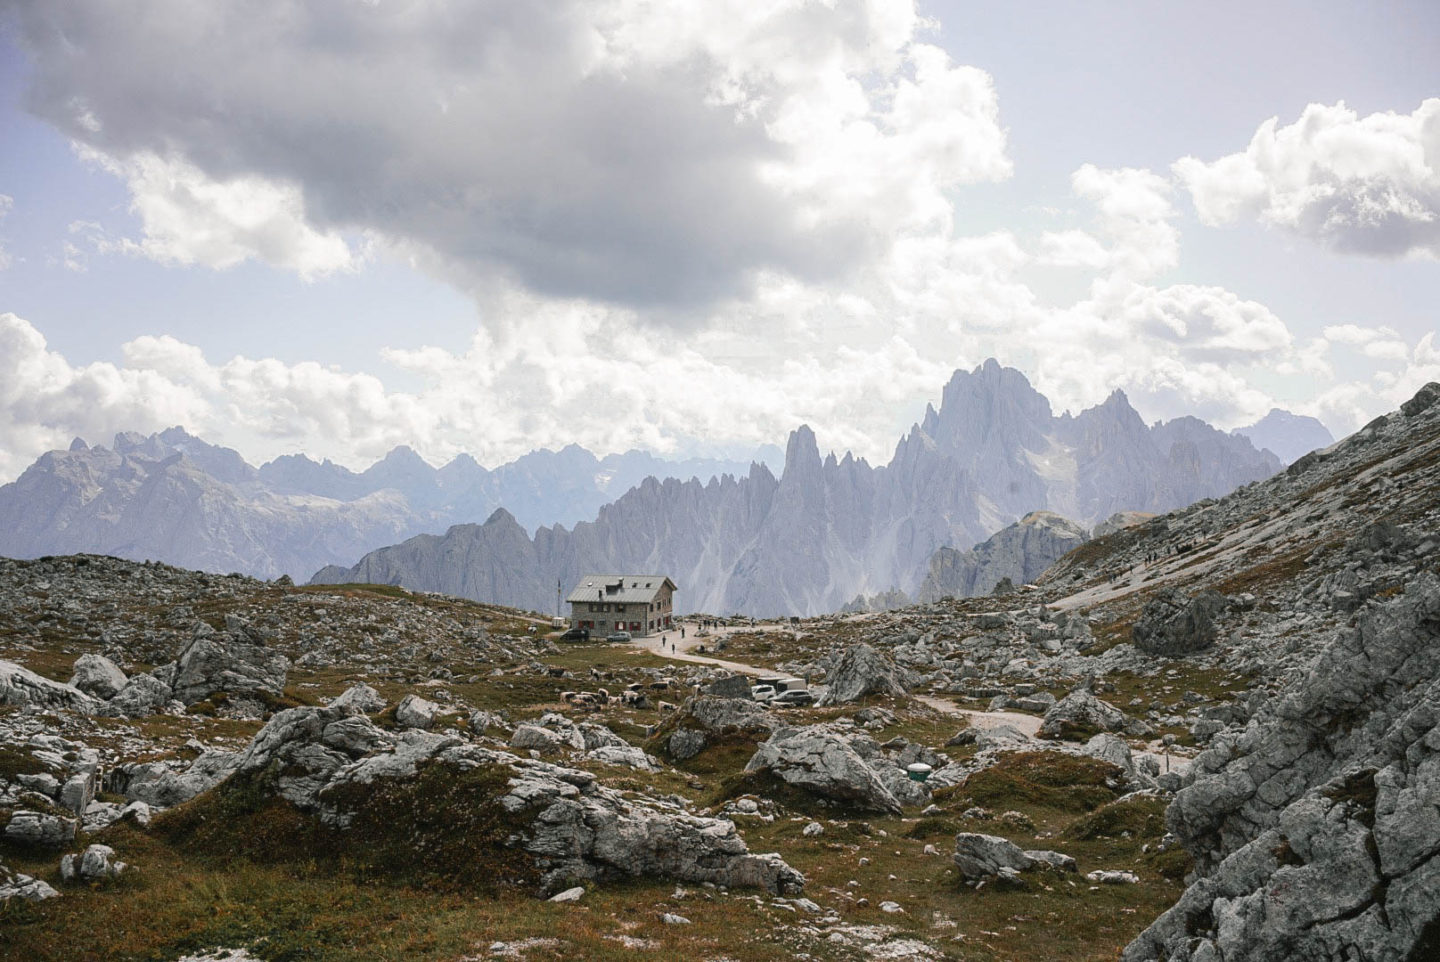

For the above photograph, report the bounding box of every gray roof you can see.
[566,574,676,605]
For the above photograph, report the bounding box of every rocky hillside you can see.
[915,510,1090,603]
[316,361,1281,616]
[672,380,1440,960]
[0,428,757,581]
[0,386,1434,961]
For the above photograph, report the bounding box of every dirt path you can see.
[628,621,1190,772]
[631,620,1040,733]
[628,622,1198,774]
[915,695,1043,735]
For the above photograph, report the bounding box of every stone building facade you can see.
[566,574,676,637]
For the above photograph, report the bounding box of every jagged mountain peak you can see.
[1232,407,1335,465]
[483,506,520,527]
[372,444,432,469]
[1091,387,1142,421]
[782,425,822,479]
[156,425,206,446]
[928,360,1053,454]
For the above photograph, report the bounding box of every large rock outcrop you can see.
[172,626,289,706]
[102,673,177,718]
[818,644,912,705]
[1038,689,1140,740]
[182,691,805,896]
[744,726,905,814]
[1124,575,1440,961]
[1131,587,1227,657]
[953,833,1077,885]
[0,661,98,713]
[917,511,1088,602]
[69,654,128,699]
[110,750,241,809]
[662,695,779,761]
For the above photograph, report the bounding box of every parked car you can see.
[606,630,633,642]
[770,689,814,707]
[750,684,777,702]
[560,627,590,641]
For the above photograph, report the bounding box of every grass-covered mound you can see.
[155,759,540,894]
[1064,794,1168,841]
[704,768,842,816]
[946,751,1124,814]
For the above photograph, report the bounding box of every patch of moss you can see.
[1407,912,1440,962]
[0,746,48,781]
[651,731,762,778]
[902,817,961,840]
[958,752,1122,815]
[1323,768,1378,828]
[156,758,539,894]
[1271,839,1304,867]
[1146,844,1194,882]
[1064,795,1167,841]
[705,769,860,817]
[1038,720,1106,743]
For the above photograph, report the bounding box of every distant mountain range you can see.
[0,428,765,581]
[313,360,1285,615]
[1232,408,1334,465]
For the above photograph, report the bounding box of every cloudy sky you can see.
[0,0,1437,481]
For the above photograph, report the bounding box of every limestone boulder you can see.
[329,683,386,715]
[953,833,1076,884]
[0,865,59,903]
[1039,689,1134,739]
[584,745,658,771]
[0,661,98,713]
[817,644,912,705]
[663,694,778,761]
[69,653,128,699]
[4,811,77,848]
[59,844,127,883]
[744,726,903,815]
[1131,588,1227,657]
[109,750,241,808]
[172,636,289,706]
[511,725,567,754]
[102,672,176,718]
[394,694,441,730]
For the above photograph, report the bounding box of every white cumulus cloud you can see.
[72,149,357,279]
[1175,99,1440,259]
[0,312,209,479]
